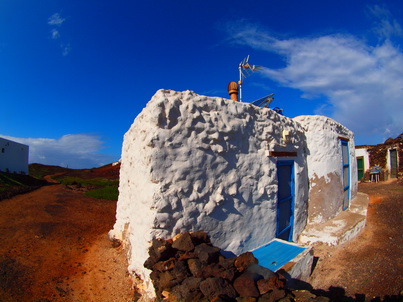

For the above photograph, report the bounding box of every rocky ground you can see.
[0,176,401,301]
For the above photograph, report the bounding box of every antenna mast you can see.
[238,55,262,102]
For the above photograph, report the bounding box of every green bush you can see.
[59,177,118,187]
[85,185,119,200]
[58,176,119,200]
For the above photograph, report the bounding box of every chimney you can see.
[227,81,239,102]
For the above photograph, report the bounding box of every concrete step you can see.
[349,192,369,216]
[298,193,369,246]
[252,238,314,282]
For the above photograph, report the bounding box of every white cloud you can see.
[48,13,72,56]
[51,29,60,39]
[226,18,403,143]
[48,13,65,26]
[0,134,116,169]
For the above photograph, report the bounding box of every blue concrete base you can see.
[252,239,306,271]
[252,239,313,281]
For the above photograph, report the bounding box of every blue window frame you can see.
[276,160,295,241]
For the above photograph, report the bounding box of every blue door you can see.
[276,161,294,241]
[341,140,350,210]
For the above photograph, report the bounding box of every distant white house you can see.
[0,137,29,174]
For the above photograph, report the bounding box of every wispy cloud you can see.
[61,43,72,56]
[48,13,71,56]
[0,134,116,169]
[368,5,403,40]
[48,13,65,26]
[225,11,403,143]
[51,29,60,39]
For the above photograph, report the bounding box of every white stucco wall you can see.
[0,137,29,174]
[293,115,357,225]
[355,147,370,173]
[110,90,309,297]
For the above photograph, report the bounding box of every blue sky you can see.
[1,0,402,168]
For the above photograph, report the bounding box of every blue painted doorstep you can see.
[252,239,306,271]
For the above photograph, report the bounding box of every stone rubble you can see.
[144,231,330,302]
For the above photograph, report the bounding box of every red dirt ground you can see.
[0,175,401,301]
[0,182,133,302]
[309,179,403,300]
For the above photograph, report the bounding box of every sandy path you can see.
[0,183,133,301]
[309,179,403,300]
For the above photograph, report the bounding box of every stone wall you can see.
[356,134,403,180]
[368,137,402,178]
[145,231,317,302]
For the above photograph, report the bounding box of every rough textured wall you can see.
[368,145,388,169]
[109,90,308,297]
[293,115,357,225]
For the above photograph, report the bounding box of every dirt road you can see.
[309,179,403,300]
[0,183,133,302]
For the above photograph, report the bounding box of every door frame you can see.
[276,160,295,242]
[389,149,398,178]
[341,140,350,210]
[357,156,364,181]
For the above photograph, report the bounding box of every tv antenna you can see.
[238,55,263,102]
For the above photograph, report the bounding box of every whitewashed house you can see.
[355,147,371,181]
[109,90,358,298]
[0,137,29,174]
[355,135,402,181]
[294,115,357,226]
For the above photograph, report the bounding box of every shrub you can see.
[85,185,119,200]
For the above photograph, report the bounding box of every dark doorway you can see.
[357,156,364,181]
[390,149,398,178]
[276,160,294,241]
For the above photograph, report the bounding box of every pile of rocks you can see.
[144,231,328,301]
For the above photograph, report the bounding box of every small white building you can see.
[356,135,402,181]
[355,147,371,181]
[0,137,29,174]
[109,90,358,299]
[294,115,357,225]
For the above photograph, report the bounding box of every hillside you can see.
[29,162,120,180]
[0,172,47,201]
[0,162,121,201]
